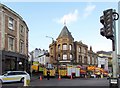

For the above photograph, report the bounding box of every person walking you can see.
[47,70,50,80]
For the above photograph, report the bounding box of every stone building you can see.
[0,4,29,74]
[49,25,97,66]
[88,46,98,66]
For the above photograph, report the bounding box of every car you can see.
[90,74,96,78]
[0,71,30,84]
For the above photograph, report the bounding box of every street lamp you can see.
[19,62,22,65]
[18,61,22,71]
[57,57,60,73]
[46,36,54,43]
[30,51,34,77]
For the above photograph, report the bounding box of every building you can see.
[0,4,29,74]
[49,25,97,66]
[88,46,98,66]
[29,48,50,65]
[97,51,112,73]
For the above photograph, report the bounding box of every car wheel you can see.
[0,79,3,84]
[20,78,24,83]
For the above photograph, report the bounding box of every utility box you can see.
[109,78,119,88]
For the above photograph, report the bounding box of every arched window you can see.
[63,44,67,50]
[79,55,82,63]
[79,47,81,52]
[58,54,60,60]
[58,44,60,51]
[70,54,72,60]
[69,44,72,50]
[63,54,67,60]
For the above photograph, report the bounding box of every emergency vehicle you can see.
[58,65,80,78]
[43,64,56,77]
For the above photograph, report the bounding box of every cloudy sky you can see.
[1,1,119,52]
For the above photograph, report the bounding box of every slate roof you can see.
[57,26,74,40]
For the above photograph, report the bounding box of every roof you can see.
[57,26,74,40]
[97,51,112,55]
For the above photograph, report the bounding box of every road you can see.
[2,77,111,88]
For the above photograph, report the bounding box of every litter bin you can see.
[109,78,119,88]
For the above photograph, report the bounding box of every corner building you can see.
[0,4,29,74]
[49,26,94,66]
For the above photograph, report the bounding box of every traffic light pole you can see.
[100,9,119,87]
[112,17,118,78]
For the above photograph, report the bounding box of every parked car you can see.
[90,74,96,78]
[0,71,30,83]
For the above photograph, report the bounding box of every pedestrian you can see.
[47,70,50,80]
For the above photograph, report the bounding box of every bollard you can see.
[24,76,30,86]
[101,74,103,78]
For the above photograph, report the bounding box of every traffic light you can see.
[100,16,106,36]
[100,9,114,40]
[100,28,105,36]
[103,9,114,39]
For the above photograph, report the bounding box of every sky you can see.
[1,1,119,52]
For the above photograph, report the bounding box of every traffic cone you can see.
[70,75,73,79]
[40,75,42,80]
[58,75,61,80]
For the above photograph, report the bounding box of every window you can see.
[63,54,67,60]
[51,48,53,54]
[7,72,15,76]
[63,44,67,50]
[84,57,87,64]
[69,44,72,50]
[20,40,24,53]
[70,54,72,60]
[79,47,81,52]
[20,25,24,34]
[15,72,26,75]
[8,17,14,30]
[79,55,82,63]
[58,54,60,60]
[58,44,60,51]
[42,57,44,62]
[8,37,14,51]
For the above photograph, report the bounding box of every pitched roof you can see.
[57,26,74,40]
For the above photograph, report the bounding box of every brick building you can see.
[0,4,29,74]
[49,25,98,66]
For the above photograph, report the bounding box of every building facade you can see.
[0,4,29,74]
[88,46,98,66]
[97,51,112,73]
[49,25,97,66]
[29,48,50,65]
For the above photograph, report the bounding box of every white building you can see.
[29,48,50,65]
[98,56,108,71]
[97,51,112,72]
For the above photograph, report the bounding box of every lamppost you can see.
[57,57,60,73]
[30,51,34,77]
[46,36,54,43]
[18,61,22,71]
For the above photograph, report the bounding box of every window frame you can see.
[8,36,15,51]
[8,17,14,30]
[63,44,67,50]
[63,54,67,60]
[20,40,24,54]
